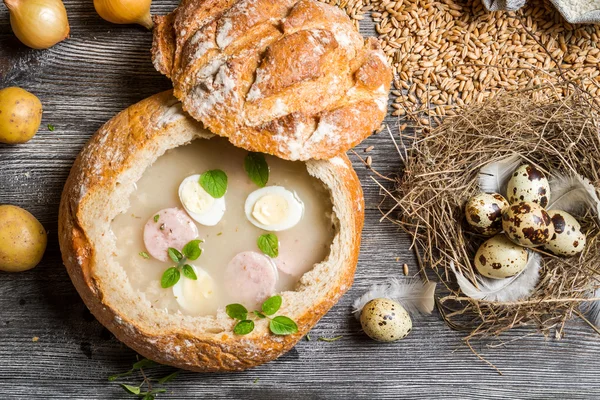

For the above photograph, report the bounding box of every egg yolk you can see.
[252,194,289,226]
[176,272,214,309]
[180,179,215,214]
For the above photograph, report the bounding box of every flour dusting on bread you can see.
[151,0,392,161]
[157,101,186,127]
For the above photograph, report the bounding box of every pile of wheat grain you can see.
[363,0,600,122]
[318,0,365,28]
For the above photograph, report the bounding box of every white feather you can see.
[587,288,600,328]
[548,173,600,221]
[478,154,522,194]
[352,278,436,319]
[450,252,541,302]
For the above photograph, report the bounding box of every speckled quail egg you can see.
[502,201,555,247]
[360,298,412,342]
[545,210,586,256]
[474,234,529,279]
[506,164,551,207]
[465,193,510,236]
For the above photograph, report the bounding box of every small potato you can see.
[0,87,43,144]
[0,205,47,272]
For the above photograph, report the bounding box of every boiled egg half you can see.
[245,186,304,231]
[172,265,215,314]
[179,174,226,226]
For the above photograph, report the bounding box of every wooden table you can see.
[1,1,599,398]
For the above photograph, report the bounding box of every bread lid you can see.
[58,91,364,371]
[152,0,392,161]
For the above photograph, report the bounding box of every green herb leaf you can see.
[153,214,160,223]
[139,251,150,259]
[47,124,55,131]
[305,333,311,341]
[157,371,179,384]
[269,316,298,335]
[318,336,343,342]
[261,295,282,315]
[199,169,228,198]
[233,320,255,335]
[182,264,197,280]
[244,153,269,187]
[132,358,158,370]
[182,240,202,261]
[257,233,279,258]
[120,384,141,395]
[108,370,133,381]
[167,248,183,263]
[139,390,166,399]
[226,303,248,320]
[161,267,181,288]
[254,311,267,319]
[253,377,260,384]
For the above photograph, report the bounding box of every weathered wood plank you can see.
[1,1,600,399]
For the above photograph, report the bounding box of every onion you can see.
[3,0,70,49]
[94,0,153,30]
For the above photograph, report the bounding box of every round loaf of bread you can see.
[152,0,392,161]
[58,91,364,371]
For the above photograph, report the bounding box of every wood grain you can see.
[1,1,599,399]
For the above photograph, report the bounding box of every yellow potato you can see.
[0,87,43,144]
[0,205,47,272]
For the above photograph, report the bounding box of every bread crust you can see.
[152,0,392,161]
[58,91,364,371]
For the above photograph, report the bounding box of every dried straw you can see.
[387,82,600,339]
[323,0,600,340]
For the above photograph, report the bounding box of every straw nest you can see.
[388,83,600,340]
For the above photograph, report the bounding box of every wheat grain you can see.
[362,0,600,121]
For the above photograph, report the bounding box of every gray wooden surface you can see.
[1,1,599,399]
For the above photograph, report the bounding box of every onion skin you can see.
[4,0,70,49]
[94,0,153,30]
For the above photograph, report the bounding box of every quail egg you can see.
[179,174,226,226]
[545,210,586,256]
[465,193,510,236]
[245,186,304,231]
[506,164,551,207]
[474,234,529,279]
[360,298,412,342]
[172,265,216,314]
[502,201,555,247]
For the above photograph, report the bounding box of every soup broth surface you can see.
[111,137,335,316]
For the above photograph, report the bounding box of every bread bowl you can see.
[59,91,365,371]
[59,0,391,372]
